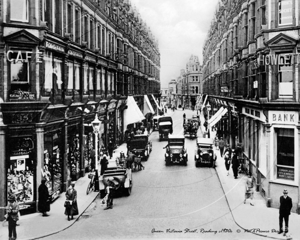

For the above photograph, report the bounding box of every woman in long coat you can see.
[38,179,50,216]
[64,182,79,220]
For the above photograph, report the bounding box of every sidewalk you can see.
[199,111,299,240]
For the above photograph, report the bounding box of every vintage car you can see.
[99,167,132,198]
[183,119,198,138]
[194,138,217,167]
[192,115,201,128]
[158,116,173,141]
[127,133,152,161]
[164,135,188,166]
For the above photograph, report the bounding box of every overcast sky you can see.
[130,0,219,88]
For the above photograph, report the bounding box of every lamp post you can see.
[92,115,101,176]
[206,102,211,138]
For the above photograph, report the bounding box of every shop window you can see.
[83,63,88,95]
[75,9,80,43]
[10,0,28,22]
[89,66,94,96]
[43,132,63,200]
[7,137,35,210]
[278,0,294,26]
[66,62,74,95]
[275,128,294,181]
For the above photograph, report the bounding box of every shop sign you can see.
[46,41,64,53]
[84,55,96,63]
[257,53,299,66]
[68,50,83,58]
[6,50,43,63]
[277,166,294,180]
[269,111,298,124]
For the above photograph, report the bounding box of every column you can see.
[297,126,300,214]
[63,119,70,191]
[35,123,45,212]
[0,117,7,220]
[264,123,272,207]
[80,115,85,177]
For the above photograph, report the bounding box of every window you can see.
[54,0,62,34]
[43,52,62,97]
[10,0,28,22]
[277,53,293,98]
[275,128,294,181]
[97,25,101,50]
[84,16,88,43]
[278,0,293,26]
[67,3,73,36]
[75,9,80,43]
[90,19,94,49]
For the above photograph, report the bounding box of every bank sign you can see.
[269,111,298,125]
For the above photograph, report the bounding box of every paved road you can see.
[43,109,265,240]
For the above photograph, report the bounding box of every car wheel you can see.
[125,187,132,196]
[195,162,199,167]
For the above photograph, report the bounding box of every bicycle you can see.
[86,170,96,195]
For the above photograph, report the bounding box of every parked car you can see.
[99,167,132,198]
[158,116,173,141]
[194,138,216,167]
[164,134,188,166]
[127,133,152,161]
[192,115,201,128]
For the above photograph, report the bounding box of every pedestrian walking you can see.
[6,194,19,240]
[38,179,50,216]
[231,149,239,179]
[278,189,293,235]
[107,140,114,159]
[219,137,225,157]
[244,173,254,206]
[64,182,79,221]
[103,177,121,210]
[100,154,109,175]
[224,150,231,176]
[146,121,151,134]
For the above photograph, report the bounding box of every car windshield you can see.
[169,139,184,146]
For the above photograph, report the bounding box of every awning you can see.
[201,95,208,110]
[209,107,228,127]
[208,107,224,125]
[143,95,155,115]
[151,94,162,112]
[124,96,145,131]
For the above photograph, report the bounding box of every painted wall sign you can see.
[269,111,298,124]
[257,53,298,66]
[6,50,43,63]
[46,41,65,53]
[277,166,294,180]
[84,55,96,63]
[68,50,83,58]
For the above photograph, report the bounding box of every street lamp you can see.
[91,115,101,175]
[206,102,211,138]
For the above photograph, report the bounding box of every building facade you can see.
[202,0,300,213]
[0,0,160,218]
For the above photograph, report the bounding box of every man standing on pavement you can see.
[278,189,293,235]
[231,149,239,179]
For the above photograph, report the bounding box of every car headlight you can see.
[209,153,213,156]
[200,153,203,156]
[166,153,169,157]
[184,153,187,157]
[170,154,173,157]
[196,154,199,158]
[145,151,148,156]
[180,154,182,157]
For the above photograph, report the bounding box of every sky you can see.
[130,0,220,88]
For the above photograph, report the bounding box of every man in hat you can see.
[104,177,121,210]
[278,189,293,235]
[38,179,50,216]
[6,194,19,240]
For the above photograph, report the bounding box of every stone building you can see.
[202,0,300,213]
[0,0,160,218]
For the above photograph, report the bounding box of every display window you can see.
[275,128,294,181]
[68,133,81,181]
[7,155,34,204]
[83,130,94,173]
[43,132,63,200]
